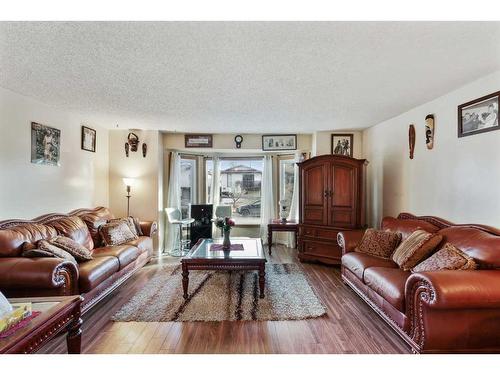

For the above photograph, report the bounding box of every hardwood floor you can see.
[40,245,410,354]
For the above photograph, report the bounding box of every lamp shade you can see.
[123,178,135,187]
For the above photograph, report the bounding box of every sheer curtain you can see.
[286,152,301,248]
[165,151,181,253]
[210,156,221,209]
[260,155,275,245]
[210,156,221,236]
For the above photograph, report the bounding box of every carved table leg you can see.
[258,264,265,298]
[182,263,189,299]
[268,227,273,255]
[66,316,83,354]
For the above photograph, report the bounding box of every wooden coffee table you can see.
[0,295,83,354]
[181,238,267,299]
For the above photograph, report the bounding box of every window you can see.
[279,158,295,218]
[205,158,263,224]
[180,157,197,219]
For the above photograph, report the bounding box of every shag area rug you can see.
[112,263,326,322]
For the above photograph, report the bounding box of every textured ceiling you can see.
[1,22,500,132]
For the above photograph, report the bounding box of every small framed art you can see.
[262,134,297,151]
[331,134,353,157]
[81,126,96,152]
[458,91,499,137]
[185,134,213,148]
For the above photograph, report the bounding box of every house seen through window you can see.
[206,158,263,224]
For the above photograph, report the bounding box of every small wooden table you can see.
[267,219,299,255]
[0,296,83,354]
[181,238,267,299]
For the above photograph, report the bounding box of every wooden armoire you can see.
[298,154,368,265]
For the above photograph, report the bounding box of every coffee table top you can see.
[0,295,82,353]
[182,238,266,262]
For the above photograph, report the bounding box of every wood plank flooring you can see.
[39,245,410,354]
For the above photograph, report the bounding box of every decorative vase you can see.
[222,229,231,250]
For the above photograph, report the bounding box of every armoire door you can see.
[328,162,358,228]
[301,161,328,225]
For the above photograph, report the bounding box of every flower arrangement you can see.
[214,217,235,232]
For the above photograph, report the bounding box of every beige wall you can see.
[363,70,500,228]
[163,132,312,152]
[312,130,363,158]
[108,129,163,252]
[0,87,109,219]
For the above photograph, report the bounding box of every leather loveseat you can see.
[338,212,500,353]
[0,207,157,313]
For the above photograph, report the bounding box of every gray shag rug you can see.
[112,263,326,322]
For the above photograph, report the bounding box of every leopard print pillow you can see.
[35,239,78,263]
[48,236,93,262]
[355,229,402,259]
[99,220,138,246]
[412,243,476,273]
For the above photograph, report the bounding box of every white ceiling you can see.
[1,22,500,133]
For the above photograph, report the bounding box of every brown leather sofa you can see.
[338,212,500,354]
[0,207,157,313]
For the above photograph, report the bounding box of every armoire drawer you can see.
[300,239,342,261]
[299,225,339,241]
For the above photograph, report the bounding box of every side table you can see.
[267,219,299,255]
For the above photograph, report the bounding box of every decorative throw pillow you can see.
[392,230,443,271]
[99,220,138,246]
[108,217,142,237]
[48,236,93,262]
[21,241,53,258]
[130,217,143,236]
[412,243,477,273]
[354,229,402,259]
[35,239,78,263]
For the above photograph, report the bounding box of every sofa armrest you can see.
[0,257,79,293]
[405,270,500,352]
[337,230,366,255]
[406,270,500,310]
[140,221,158,237]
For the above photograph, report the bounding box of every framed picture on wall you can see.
[31,122,61,166]
[81,125,96,152]
[185,134,213,148]
[262,134,297,151]
[331,133,353,157]
[458,91,500,137]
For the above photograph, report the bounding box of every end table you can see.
[267,219,298,255]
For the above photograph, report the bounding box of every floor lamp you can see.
[123,178,135,216]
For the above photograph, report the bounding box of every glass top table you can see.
[180,238,267,299]
[183,237,265,260]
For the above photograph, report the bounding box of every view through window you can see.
[180,157,196,218]
[206,158,263,224]
[279,159,295,218]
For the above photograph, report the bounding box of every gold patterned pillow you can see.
[412,243,477,273]
[108,217,142,237]
[48,236,93,262]
[392,230,442,271]
[35,239,78,263]
[99,220,138,246]
[354,229,402,259]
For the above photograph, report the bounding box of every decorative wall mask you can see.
[425,114,435,149]
[127,132,140,152]
[142,143,147,157]
[409,124,416,159]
